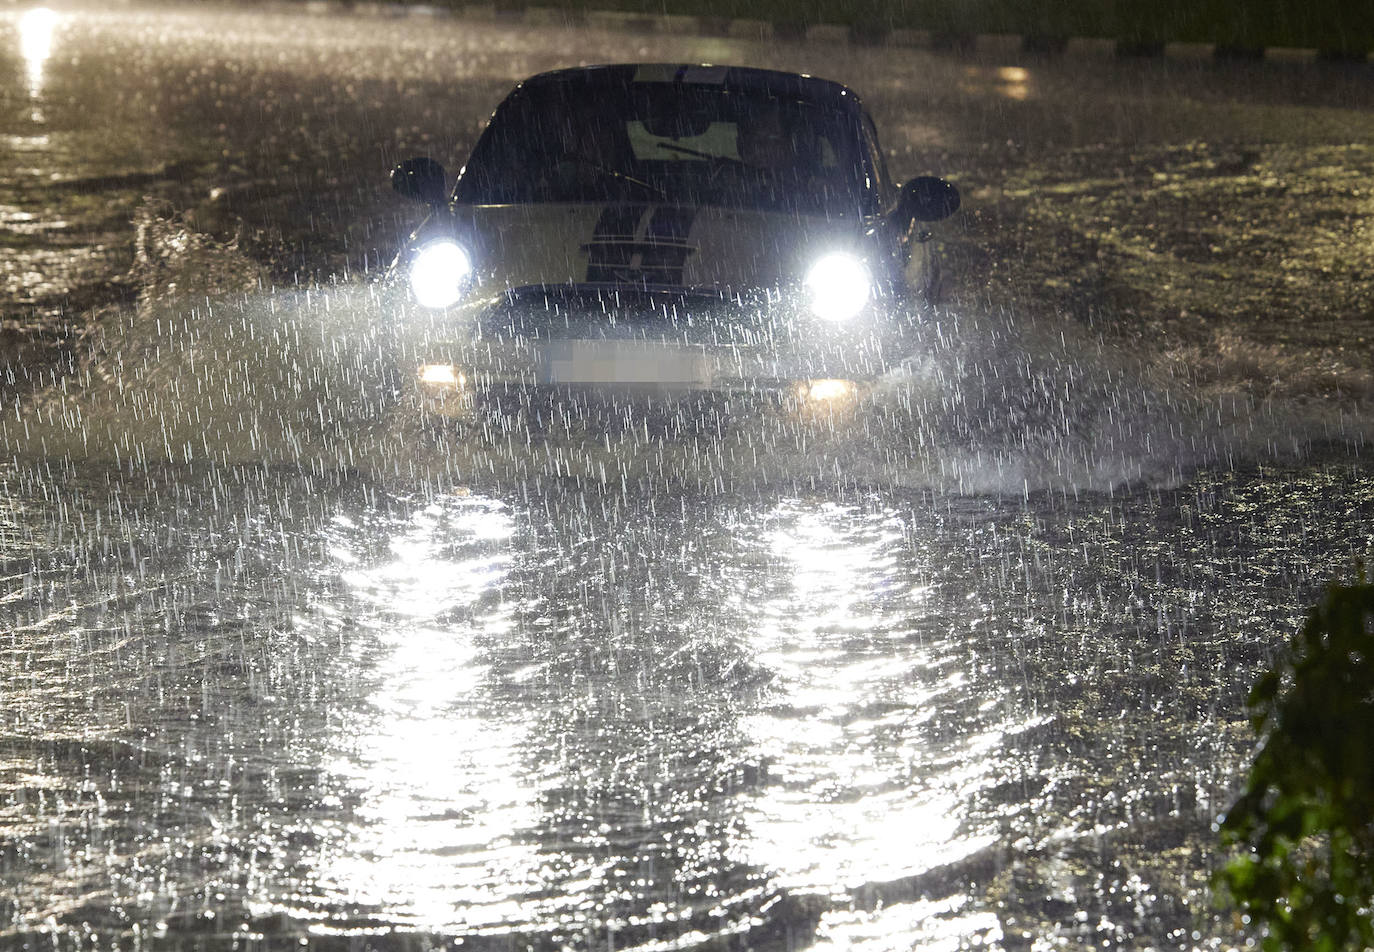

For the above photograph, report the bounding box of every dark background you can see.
[306,0,1374,55]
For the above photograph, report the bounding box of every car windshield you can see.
[454,78,870,216]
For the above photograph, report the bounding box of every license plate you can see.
[537,340,713,386]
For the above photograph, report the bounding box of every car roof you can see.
[513,64,867,117]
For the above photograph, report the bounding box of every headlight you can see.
[804,252,871,323]
[408,239,473,309]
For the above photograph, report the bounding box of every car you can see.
[386,63,959,428]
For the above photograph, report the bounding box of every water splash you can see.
[1,202,1368,497]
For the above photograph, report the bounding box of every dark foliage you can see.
[1218,577,1374,950]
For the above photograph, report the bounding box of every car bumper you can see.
[400,285,920,401]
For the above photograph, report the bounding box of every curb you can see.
[303,1,1374,64]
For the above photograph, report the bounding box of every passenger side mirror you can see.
[897,176,960,223]
[392,157,449,206]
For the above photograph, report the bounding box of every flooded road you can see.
[1,5,1373,949]
[6,462,1371,948]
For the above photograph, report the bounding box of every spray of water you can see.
[2,203,1368,495]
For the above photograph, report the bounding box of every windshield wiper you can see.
[652,141,746,166]
[565,152,666,200]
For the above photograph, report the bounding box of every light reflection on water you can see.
[19,7,58,116]
[0,466,1370,949]
[741,502,1014,949]
[309,498,544,936]
[747,505,967,887]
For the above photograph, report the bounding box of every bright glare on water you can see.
[19,7,57,99]
[2,462,1369,947]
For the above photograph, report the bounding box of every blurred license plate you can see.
[537,340,712,386]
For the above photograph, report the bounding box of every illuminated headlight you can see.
[408,239,472,309]
[804,253,871,323]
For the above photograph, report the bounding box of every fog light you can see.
[415,363,473,420]
[419,363,463,388]
[801,379,856,402]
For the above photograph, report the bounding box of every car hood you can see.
[421,202,868,295]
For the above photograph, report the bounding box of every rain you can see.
[1,3,1372,949]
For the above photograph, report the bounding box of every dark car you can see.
[388,63,958,419]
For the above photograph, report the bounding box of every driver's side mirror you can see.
[897,176,960,224]
[392,157,449,207]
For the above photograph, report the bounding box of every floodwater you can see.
[1,5,1372,949]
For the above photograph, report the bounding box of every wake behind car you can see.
[387,63,958,425]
